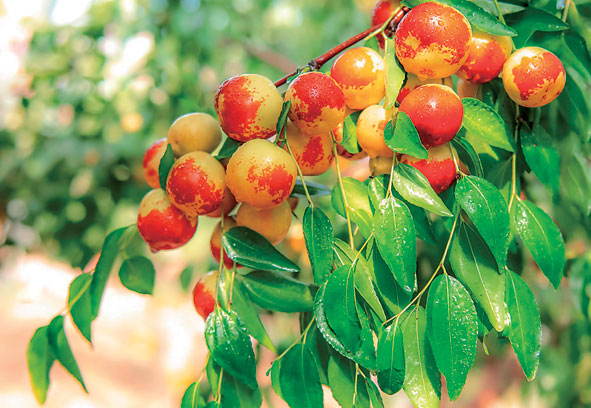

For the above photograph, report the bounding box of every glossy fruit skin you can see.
[398,84,463,148]
[369,156,394,176]
[397,74,452,104]
[356,105,394,158]
[371,0,401,48]
[226,139,297,208]
[137,189,197,251]
[457,78,481,99]
[210,216,239,269]
[205,187,237,218]
[395,2,472,80]
[502,47,566,108]
[166,151,226,217]
[457,31,512,84]
[236,201,292,245]
[193,271,219,320]
[167,112,222,157]
[283,121,334,176]
[215,74,283,142]
[142,138,167,189]
[331,47,386,110]
[400,144,457,193]
[285,72,347,134]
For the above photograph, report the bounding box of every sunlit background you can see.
[0,0,589,407]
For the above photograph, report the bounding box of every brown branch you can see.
[274,6,410,88]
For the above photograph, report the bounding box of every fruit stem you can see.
[508,104,521,211]
[273,7,410,88]
[273,316,316,362]
[562,0,572,21]
[331,133,356,250]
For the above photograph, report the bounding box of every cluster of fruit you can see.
[135,0,566,320]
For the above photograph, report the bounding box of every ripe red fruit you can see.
[210,216,239,269]
[137,189,197,251]
[285,72,347,134]
[226,139,297,208]
[167,112,222,156]
[356,104,394,158]
[166,151,226,217]
[282,121,334,176]
[193,271,219,320]
[395,2,472,80]
[330,47,385,110]
[400,144,457,193]
[396,74,452,104]
[398,84,463,148]
[236,201,292,245]
[215,74,283,142]
[205,187,238,218]
[457,31,512,84]
[142,138,167,189]
[502,47,566,108]
[371,0,401,48]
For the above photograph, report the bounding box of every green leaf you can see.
[368,244,412,316]
[373,196,417,293]
[47,315,87,392]
[204,308,257,389]
[276,100,291,136]
[455,175,510,269]
[384,112,427,159]
[341,111,362,154]
[270,359,283,398]
[365,376,385,408]
[291,179,331,197]
[505,270,542,381]
[118,256,155,295]
[327,355,370,408]
[158,143,175,189]
[426,275,477,400]
[303,207,334,286]
[520,124,560,193]
[218,275,276,352]
[392,163,453,216]
[208,360,262,408]
[27,326,55,404]
[511,200,565,289]
[452,135,484,178]
[90,226,131,319]
[331,177,374,237]
[470,0,525,16]
[505,7,570,48]
[376,320,405,395]
[215,137,241,160]
[222,227,300,273]
[279,344,323,408]
[384,39,406,109]
[449,223,510,332]
[561,154,591,216]
[241,270,314,313]
[179,266,194,292]
[364,36,380,52]
[68,273,93,343]
[315,284,351,359]
[462,98,514,152]
[180,382,203,408]
[402,307,441,408]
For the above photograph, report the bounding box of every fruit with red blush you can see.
[205,188,237,218]
[371,0,401,48]
[142,138,167,189]
[400,144,458,193]
[282,121,334,176]
[356,104,393,158]
[193,271,219,320]
[457,31,512,84]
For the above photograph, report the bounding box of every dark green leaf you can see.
[332,177,374,237]
[426,275,477,400]
[179,266,194,292]
[118,256,155,295]
[561,154,591,216]
[511,200,565,289]
[455,175,510,269]
[276,100,291,136]
[180,382,203,408]
[376,320,405,395]
[402,307,441,408]
[27,326,55,404]
[452,136,484,178]
[369,244,412,316]
[241,270,313,313]
[47,315,87,392]
[384,112,427,159]
[449,223,510,332]
[158,143,175,189]
[470,0,525,15]
[505,7,570,48]
[68,273,93,343]
[204,308,257,389]
[279,344,323,408]
[365,377,385,408]
[569,259,591,319]
[215,137,241,160]
[303,207,334,286]
[462,98,514,152]
[222,227,300,273]
[327,355,370,408]
[392,163,453,216]
[341,111,362,154]
[505,270,542,381]
[291,179,331,197]
[384,39,405,108]
[373,196,417,293]
[315,284,351,358]
[520,124,560,193]
[208,360,262,408]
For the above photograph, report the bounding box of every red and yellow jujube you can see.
[142,138,167,189]
[236,201,292,245]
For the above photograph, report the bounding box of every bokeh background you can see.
[0,0,589,407]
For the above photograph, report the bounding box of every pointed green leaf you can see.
[341,111,362,154]
[303,207,334,286]
[426,275,477,400]
[452,136,484,178]
[384,38,406,109]
[118,256,155,295]
[158,143,175,189]
[27,326,55,404]
[327,355,370,408]
[511,200,565,289]
[241,270,313,313]
[68,273,93,343]
[376,320,405,395]
[207,360,262,408]
[402,307,441,408]
[270,359,283,398]
[366,377,385,408]
[505,7,570,48]
[180,382,203,408]
[455,175,510,269]
[462,98,514,152]
[276,100,291,136]
[47,315,87,392]
[315,284,351,359]
[384,112,427,159]
[331,177,374,237]
[215,137,241,160]
[520,124,560,193]
[222,227,300,273]
[279,344,323,408]
[369,244,412,316]
[450,223,510,332]
[505,270,542,381]
[392,163,453,216]
[291,179,331,197]
[204,308,257,389]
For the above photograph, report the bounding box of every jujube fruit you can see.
[236,201,292,245]
[400,144,457,193]
[282,121,334,176]
[369,156,394,176]
[210,216,239,269]
[205,187,238,218]
[142,138,167,189]
[167,112,222,156]
[193,271,219,320]
[356,104,394,158]
[457,31,512,84]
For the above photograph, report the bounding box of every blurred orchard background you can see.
[0,0,589,407]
